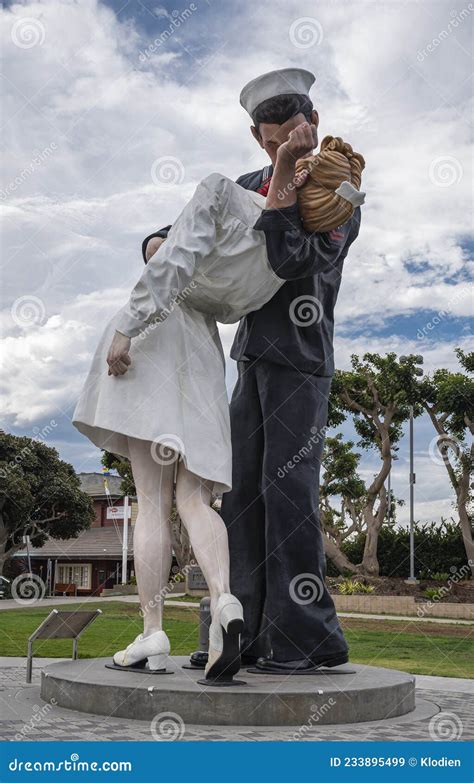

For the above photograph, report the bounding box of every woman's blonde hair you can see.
[295,135,365,233]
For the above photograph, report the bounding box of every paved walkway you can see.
[0,657,472,742]
[0,596,472,624]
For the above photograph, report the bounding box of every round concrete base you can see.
[41,656,416,727]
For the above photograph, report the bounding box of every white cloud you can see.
[1,0,471,518]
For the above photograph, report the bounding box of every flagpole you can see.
[121,495,129,585]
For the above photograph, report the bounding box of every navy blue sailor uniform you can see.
[143,167,361,663]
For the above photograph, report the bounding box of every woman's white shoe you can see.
[113,629,170,671]
[205,593,244,681]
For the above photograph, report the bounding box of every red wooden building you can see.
[13,473,137,597]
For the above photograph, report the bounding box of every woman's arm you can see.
[107,229,196,376]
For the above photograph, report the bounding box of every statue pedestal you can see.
[41,656,415,727]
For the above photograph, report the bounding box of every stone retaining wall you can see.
[333,594,474,620]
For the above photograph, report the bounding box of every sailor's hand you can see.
[146,236,166,262]
[107,331,132,376]
[277,122,317,165]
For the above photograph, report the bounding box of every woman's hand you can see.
[107,331,132,376]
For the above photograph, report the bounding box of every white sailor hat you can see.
[239,67,316,119]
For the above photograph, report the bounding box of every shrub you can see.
[338,579,375,595]
[419,570,450,581]
[423,587,444,601]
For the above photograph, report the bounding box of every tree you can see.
[102,451,192,569]
[422,348,474,575]
[0,432,94,574]
[320,434,400,575]
[330,353,425,575]
[319,435,365,574]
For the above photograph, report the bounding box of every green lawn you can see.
[0,601,199,660]
[167,594,200,603]
[0,601,472,679]
[340,619,473,679]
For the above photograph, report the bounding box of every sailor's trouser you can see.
[222,359,349,662]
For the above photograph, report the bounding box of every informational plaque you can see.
[187,565,208,592]
[26,609,102,682]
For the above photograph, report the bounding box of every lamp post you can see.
[407,403,416,583]
[386,448,397,525]
[387,468,391,524]
[399,355,423,584]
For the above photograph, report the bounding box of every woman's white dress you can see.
[73,174,283,493]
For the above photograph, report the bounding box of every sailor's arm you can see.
[141,226,172,262]
[254,204,360,280]
[255,122,360,279]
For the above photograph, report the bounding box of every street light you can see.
[399,355,424,584]
[386,449,397,525]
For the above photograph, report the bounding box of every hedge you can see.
[326,521,469,577]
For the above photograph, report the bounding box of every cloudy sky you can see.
[1,0,472,530]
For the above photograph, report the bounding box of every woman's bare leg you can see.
[175,462,230,616]
[128,436,175,637]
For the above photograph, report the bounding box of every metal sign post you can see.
[26,609,102,683]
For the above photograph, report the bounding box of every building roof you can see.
[14,526,134,561]
[78,472,125,498]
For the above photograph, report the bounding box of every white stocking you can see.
[127,436,174,637]
[175,461,230,616]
